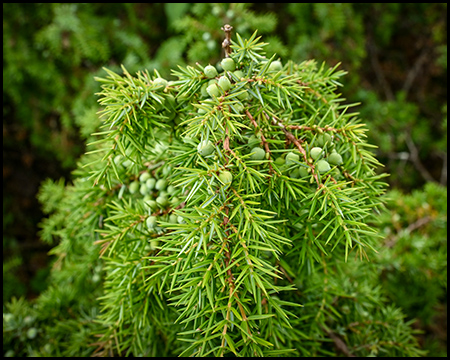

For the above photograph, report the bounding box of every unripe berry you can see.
[268,60,283,72]
[219,170,233,184]
[139,172,151,182]
[218,76,231,91]
[204,65,218,79]
[162,165,172,176]
[114,155,122,165]
[170,196,180,206]
[290,168,301,178]
[197,140,215,156]
[140,183,149,195]
[328,151,343,165]
[237,90,249,100]
[145,199,158,211]
[145,178,156,190]
[156,195,169,207]
[153,77,168,89]
[299,166,310,178]
[317,133,333,147]
[155,179,167,191]
[200,83,209,97]
[221,57,236,72]
[250,147,266,161]
[129,181,139,194]
[316,159,331,174]
[233,70,244,80]
[206,83,220,97]
[285,152,300,166]
[274,157,285,166]
[169,214,178,224]
[146,215,158,229]
[310,147,323,160]
[177,216,186,224]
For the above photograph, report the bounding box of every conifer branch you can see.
[264,111,321,187]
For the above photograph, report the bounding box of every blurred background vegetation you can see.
[3,3,447,356]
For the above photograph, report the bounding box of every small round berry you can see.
[204,65,218,79]
[129,181,139,194]
[233,102,244,113]
[3,313,14,323]
[153,77,168,89]
[156,195,169,207]
[139,172,151,182]
[140,183,149,195]
[310,147,323,160]
[285,152,300,166]
[268,60,283,72]
[299,166,310,178]
[219,170,233,184]
[206,83,220,97]
[237,90,249,100]
[155,179,167,191]
[317,133,333,147]
[328,151,343,165]
[162,165,172,176]
[221,57,236,72]
[316,159,331,174]
[200,83,209,97]
[274,157,285,166]
[145,199,158,211]
[146,178,156,190]
[250,147,266,161]
[198,106,209,115]
[150,239,160,250]
[197,140,215,156]
[218,76,231,91]
[289,168,301,178]
[233,70,244,80]
[146,216,158,229]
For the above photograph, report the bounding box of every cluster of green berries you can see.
[272,133,344,179]
[128,166,183,233]
[196,57,344,187]
[201,58,248,101]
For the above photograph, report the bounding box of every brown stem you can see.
[265,112,321,187]
[221,24,233,57]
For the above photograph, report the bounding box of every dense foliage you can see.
[3,3,447,357]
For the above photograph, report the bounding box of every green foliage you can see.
[3,3,446,184]
[3,3,447,358]
[3,3,163,167]
[4,30,433,357]
[284,3,447,190]
[376,183,447,325]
